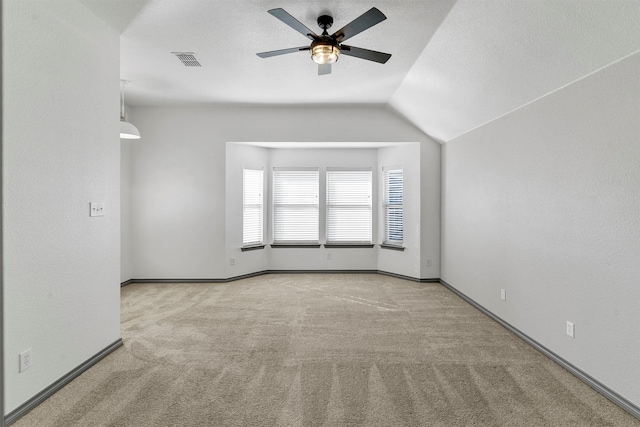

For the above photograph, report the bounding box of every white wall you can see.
[441,52,640,406]
[128,105,440,280]
[3,0,121,413]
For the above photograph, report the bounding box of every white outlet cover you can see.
[500,289,506,301]
[19,349,32,372]
[566,321,575,338]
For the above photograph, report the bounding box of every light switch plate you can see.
[90,203,105,217]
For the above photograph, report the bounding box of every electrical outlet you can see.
[566,321,575,338]
[230,257,235,266]
[500,289,506,301]
[19,349,32,372]
[326,253,332,260]
[426,259,432,267]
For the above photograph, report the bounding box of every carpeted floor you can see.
[12,274,640,426]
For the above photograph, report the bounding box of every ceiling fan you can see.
[256,7,392,75]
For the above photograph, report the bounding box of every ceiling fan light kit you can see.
[257,7,391,75]
[311,15,340,65]
[311,42,340,65]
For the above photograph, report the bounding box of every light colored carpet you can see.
[12,274,640,426]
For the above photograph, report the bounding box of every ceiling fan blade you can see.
[340,45,391,64]
[318,64,332,75]
[257,46,310,58]
[268,8,319,41]
[331,7,387,43]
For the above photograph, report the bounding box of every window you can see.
[326,168,372,244]
[242,168,264,247]
[383,167,403,246]
[272,168,319,244]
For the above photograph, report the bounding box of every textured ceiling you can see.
[80,0,148,33]
[390,0,640,142]
[118,0,457,106]
[84,0,640,143]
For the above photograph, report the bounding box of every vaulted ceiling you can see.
[82,0,640,142]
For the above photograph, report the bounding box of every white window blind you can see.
[383,168,403,245]
[326,169,372,243]
[273,168,319,243]
[243,168,264,246]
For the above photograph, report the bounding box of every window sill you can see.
[271,244,322,248]
[241,244,266,252]
[324,244,375,248]
[380,244,405,251]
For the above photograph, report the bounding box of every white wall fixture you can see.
[19,349,32,373]
[119,80,140,139]
[566,321,575,338]
[90,203,105,217]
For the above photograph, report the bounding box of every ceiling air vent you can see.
[171,52,201,67]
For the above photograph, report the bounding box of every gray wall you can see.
[223,142,436,278]
[376,144,422,278]
[127,106,440,280]
[121,139,133,283]
[3,0,121,413]
[225,143,270,277]
[441,52,640,405]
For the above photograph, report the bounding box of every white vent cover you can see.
[171,52,201,67]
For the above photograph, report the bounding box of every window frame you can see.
[242,167,264,249]
[382,166,404,248]
[271,167,320,245]
[325,167,373,245]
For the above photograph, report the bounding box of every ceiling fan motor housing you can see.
[317,15,333,31]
